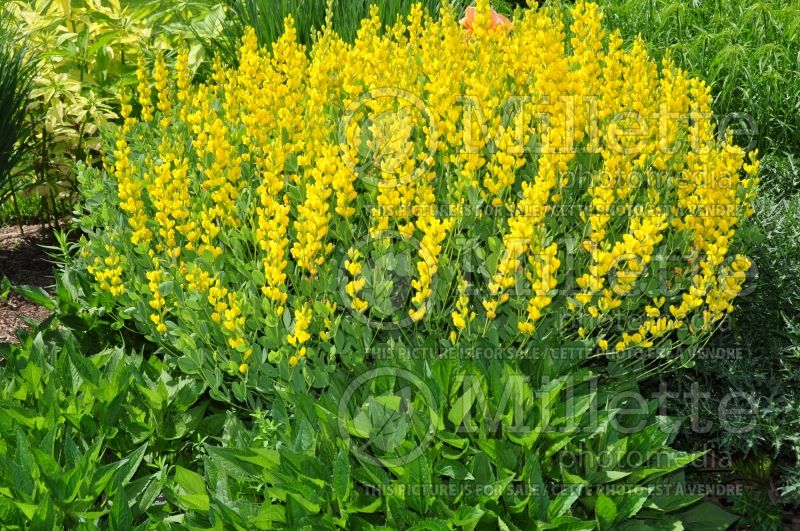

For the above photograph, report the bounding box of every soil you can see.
[0,224,57,343]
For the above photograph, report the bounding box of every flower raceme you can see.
[81,0,757,379]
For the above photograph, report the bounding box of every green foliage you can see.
[729,490,783,531]
[2,0,222,223]
[665,154,800,520]
[599,0,800,152]
[0,268,227,528]
[0,240,738,528]
[0,12,36,210]
[0,193,41,226]
[170,353,736,530]
[0,303,732,528]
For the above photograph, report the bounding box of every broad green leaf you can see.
[174,466,209,512]
[669,501,738,530]
[450,505,485,530]
[525,454,548,521]
[30,492,54,531]
[405,453,432,515]
[12,285,56,311]
[616,487,651,520]
[332,447,350,502]
[109,488,133,531]
[595,492,618,529]
[112,443,148,490]
[448,383,477,428]
[548,484,582,520]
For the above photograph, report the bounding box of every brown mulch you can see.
[0,224,57,343]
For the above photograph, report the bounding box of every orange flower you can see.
[460,5,512,32]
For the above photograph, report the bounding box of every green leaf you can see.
[450,505,485,530]
[525,454,549,521]
[405,453,433,515]
[287,491,321,514]
[670,501,738,530]
[67,346,101,387]
[646,494,702,512]
[30,492,54,531]
[616,488,651,520]
[12,285,56,311]
[173,466,209,512]
[408,519,451,530]
[112,443,148,490]
[332,447,351,502]
[109,488,133,531]
[626,418,676,465]
[448,382,477,428]
[436,462,474,481]
[548,484,582,520]
[12,429,36,500]
[250,503,286,527]
[595,492,618,529]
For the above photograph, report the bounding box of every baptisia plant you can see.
[74,1,757,527]
[80,0,756,379]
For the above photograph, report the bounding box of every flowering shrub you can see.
[70,0,761,526]
[79,0,756,383]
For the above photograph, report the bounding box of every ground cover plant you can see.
[9,0,758,527]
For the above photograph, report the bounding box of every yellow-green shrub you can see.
[78,0,757,386]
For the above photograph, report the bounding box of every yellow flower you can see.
[288,304,313,347]
[408,306,426,322]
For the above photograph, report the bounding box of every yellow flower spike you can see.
[154,51,171,126]
[136,54,153,122]
[287,304,313,355]
[238,363,248,374]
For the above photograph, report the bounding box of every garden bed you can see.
[0,224,55,342]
